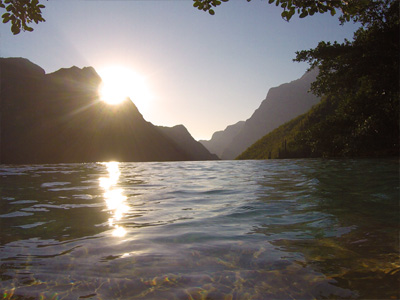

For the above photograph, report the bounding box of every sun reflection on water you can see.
[99,162,128,237]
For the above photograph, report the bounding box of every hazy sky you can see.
[0,0,359,140]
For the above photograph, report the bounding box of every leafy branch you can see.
[192,0,373,23]
[1,0,46,34]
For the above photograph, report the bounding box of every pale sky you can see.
[0,0,359,140]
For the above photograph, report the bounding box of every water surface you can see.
[0,159,399,299]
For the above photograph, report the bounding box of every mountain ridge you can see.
[201,69,320,159]
[158,125,219,161]
[0,57,217,163]
[199,121,244,158]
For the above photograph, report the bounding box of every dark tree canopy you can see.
[193,0,374,22]
[1,0,45,34]
[1,0,388,34]
[294,0,399,100]
[291,0,399,156]
[239,0,399,159]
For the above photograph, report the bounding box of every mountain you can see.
[0,57,217,164]
[239,1,400,160]
[238,91,399,159]
[201,69,320,160]
[199,121,244,158]
[157,125,219,160]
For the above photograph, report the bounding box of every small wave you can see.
[0,211,34,218]
[41,182,71,188]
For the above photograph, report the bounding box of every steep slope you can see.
[238,92,399,159]
[0,58,207,163]
[221,69,319,159]
[199,121,244,158]
[157,125,218,160]
[201,70,320,160]
[237,112,309,160]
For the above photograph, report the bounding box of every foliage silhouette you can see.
[238,0,399,159]
[1,0,45,34]
[193,0,375,23]
[1,0,386,34]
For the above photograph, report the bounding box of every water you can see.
[0,159,398,299]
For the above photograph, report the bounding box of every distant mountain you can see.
[201,70,320,160]
[199,121,244,158]
[157,125,219,160]
[0,57,217,163]
[238,92,399,159]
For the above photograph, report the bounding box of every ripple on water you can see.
[0,159,398,299]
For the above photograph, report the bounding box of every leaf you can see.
[2,12,10,23]
[209,8,215,15]
[319,6,327,13]
[286,8,295,20]
[299,11,308,18]
[11,23,20,34]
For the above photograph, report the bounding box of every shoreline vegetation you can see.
[238,1,399,160]
[237,94,399,160]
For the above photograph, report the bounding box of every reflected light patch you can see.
[104,189,127,211]
[99,162,128,238]
[112,225,127,238]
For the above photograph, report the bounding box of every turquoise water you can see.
[0,159,399,299]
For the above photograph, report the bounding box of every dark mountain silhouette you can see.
[157,125,219,160]
[0,57,217,163]
[199,121,244,158]
[201,69,320,159]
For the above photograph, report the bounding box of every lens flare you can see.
[97,65,153,111]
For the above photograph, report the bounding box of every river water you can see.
[0,159,399,299]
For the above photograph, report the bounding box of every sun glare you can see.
[98,66,153,109]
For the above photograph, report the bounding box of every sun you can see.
[98,66,153,109]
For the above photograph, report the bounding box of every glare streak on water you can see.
[0,159,399,299]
